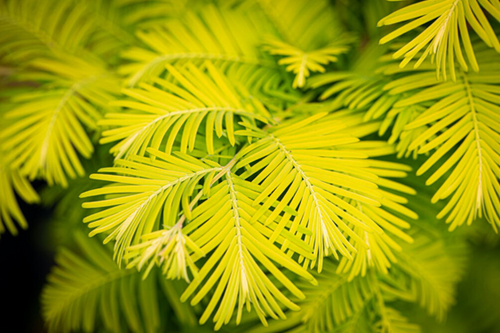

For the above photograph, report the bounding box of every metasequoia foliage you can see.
[0,0,498,332]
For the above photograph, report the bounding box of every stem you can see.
[175,154,239,228]
[463,72,484,215]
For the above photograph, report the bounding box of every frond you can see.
[126,224,203,282]
[374,307,420,333]
[331,308,372,333]
[180,171,316,330]
[42,232,197,333]
[236,112,415,272]
[100,61,271,160]
[395,47,500,231]
[80,148,224,264]
[297,263,374,333]
[253,0,354,88]
[0,157,39,237]
[378,0,500,80]
[0,0,154,67]
[117,4,300,110]
[244,258,422,333]
[317,112,418,279]
[82,146,317,330]
[308,43,429,158]
[74,0,137,61]
[242,260,375,333]
[0,0,101,64]
[336,181,417,281]
[264,36,353,88]
[391,228,468,321]
[0,56,120,187]
[119,5,275,87]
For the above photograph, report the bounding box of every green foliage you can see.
[100,62,271,159]
[0,0,97,63]
[119,4,274,86]
[394,47,500,231]
[263,34,353,88]
[42,231,198,333]
[0,0,499,332]
[0,158,39,237]
[1,58,119,186]
[237,186,467,333]
[378,0,500,80]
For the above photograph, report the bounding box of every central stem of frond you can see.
[226,171,250,301]
[463,74,484,215]
[433,0,461,53]
[270,136,334,259]
[39,74,106,168]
